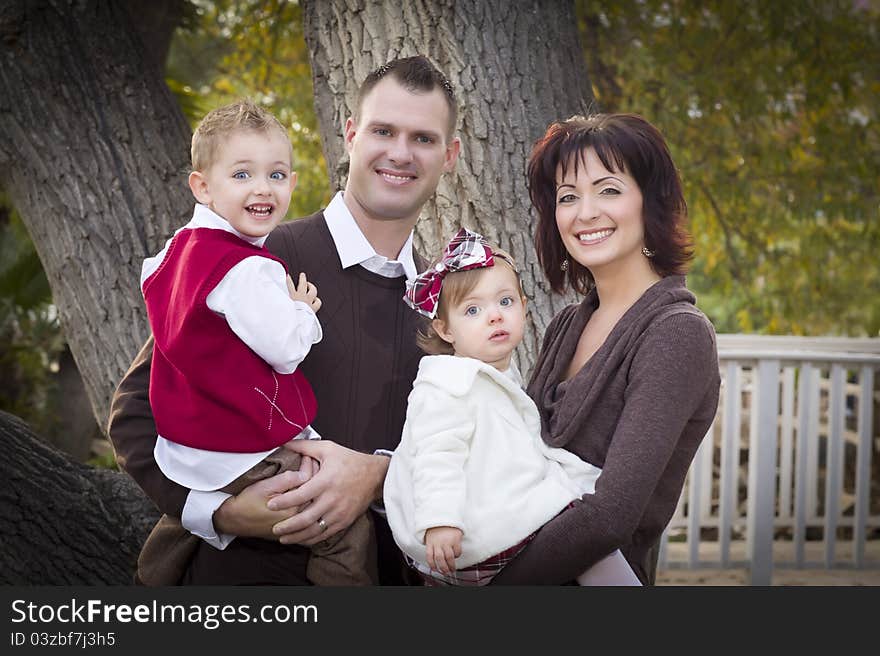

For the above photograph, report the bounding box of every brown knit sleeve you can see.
[107,335,188,517]
[493,311,720,584]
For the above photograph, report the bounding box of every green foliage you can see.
[576,0,880,335]
[0,197,65,434]
[87,450,120,471]
[166,0,331,219]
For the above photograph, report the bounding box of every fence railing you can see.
[657,334,880,584]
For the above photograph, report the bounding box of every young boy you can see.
[136,99,374,586]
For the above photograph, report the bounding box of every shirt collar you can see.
[190,203,268,248]
[324,191,418,281]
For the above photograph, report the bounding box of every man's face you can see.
[344,76,460,227]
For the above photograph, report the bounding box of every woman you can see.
[492,114,720,585]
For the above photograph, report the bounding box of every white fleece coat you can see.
[384,355,602,569]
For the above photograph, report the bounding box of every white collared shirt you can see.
[324,191,418,281]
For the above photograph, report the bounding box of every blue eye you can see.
[375,128,392,137]
[465,306,480,317]
[500,296,514,307]
[233,171,249,180]
[270,171,286,181]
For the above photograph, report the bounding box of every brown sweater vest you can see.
[265,212,426,453]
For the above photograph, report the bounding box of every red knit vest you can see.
[142,228,317,453]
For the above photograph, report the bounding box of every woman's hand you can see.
[425,526,463,574]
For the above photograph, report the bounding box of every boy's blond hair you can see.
[191,99,290,171]
[417,246,524,356]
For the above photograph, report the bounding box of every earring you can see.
[642,246,655,258]
[560,259,569,272]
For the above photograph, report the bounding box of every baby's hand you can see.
[287,272,322,313]
[425,526,463,574]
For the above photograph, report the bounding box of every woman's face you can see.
[554,147,646,277]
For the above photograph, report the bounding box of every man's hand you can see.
[268,440,389,546]
[213,466,312,540]
[425,526,463,574]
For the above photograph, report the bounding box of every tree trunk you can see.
[0,411,159,584]
[0,0,191,429]
[302,0,593,375]
[49,347,102,462]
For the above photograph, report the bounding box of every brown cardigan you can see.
[492,275,720,585]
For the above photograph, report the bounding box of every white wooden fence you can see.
[657,335,880,584]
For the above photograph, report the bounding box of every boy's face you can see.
[343,76,460,227]
[432,264,526,372]
[188,128,296,239]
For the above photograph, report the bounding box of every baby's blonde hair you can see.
[190,99,291,171]
[417,245,523,356]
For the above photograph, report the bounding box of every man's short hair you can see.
[191,99,290,171]
[355,55,457,138]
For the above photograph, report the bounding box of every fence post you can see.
[793,363,814,567]
[719,362,741,567]
[854,366,874,566]
[824,364,845,566]
[687,435,709,567]
[747,359,780,585]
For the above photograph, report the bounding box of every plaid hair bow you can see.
[403,227,495,319]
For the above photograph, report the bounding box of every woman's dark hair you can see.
[528,113,693,295]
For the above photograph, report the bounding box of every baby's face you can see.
[193,128,295,239]
[433,263,526,371]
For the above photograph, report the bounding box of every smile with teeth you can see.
[246,204,274,218]
[577,228,614,244]
[378,170,416,184]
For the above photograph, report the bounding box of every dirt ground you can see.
[656,540,880,586]
[656,567,880,586]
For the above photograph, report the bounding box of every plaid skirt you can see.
[408,532,537,586]
[409,502,578,586]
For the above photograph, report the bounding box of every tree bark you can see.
[0,411,159,584]
[0,0,191,429]
[302,0,594,375]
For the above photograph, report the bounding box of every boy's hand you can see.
[425,526,463,574]
[287,272,322,313]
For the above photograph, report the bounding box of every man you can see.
[108,55,461,585]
